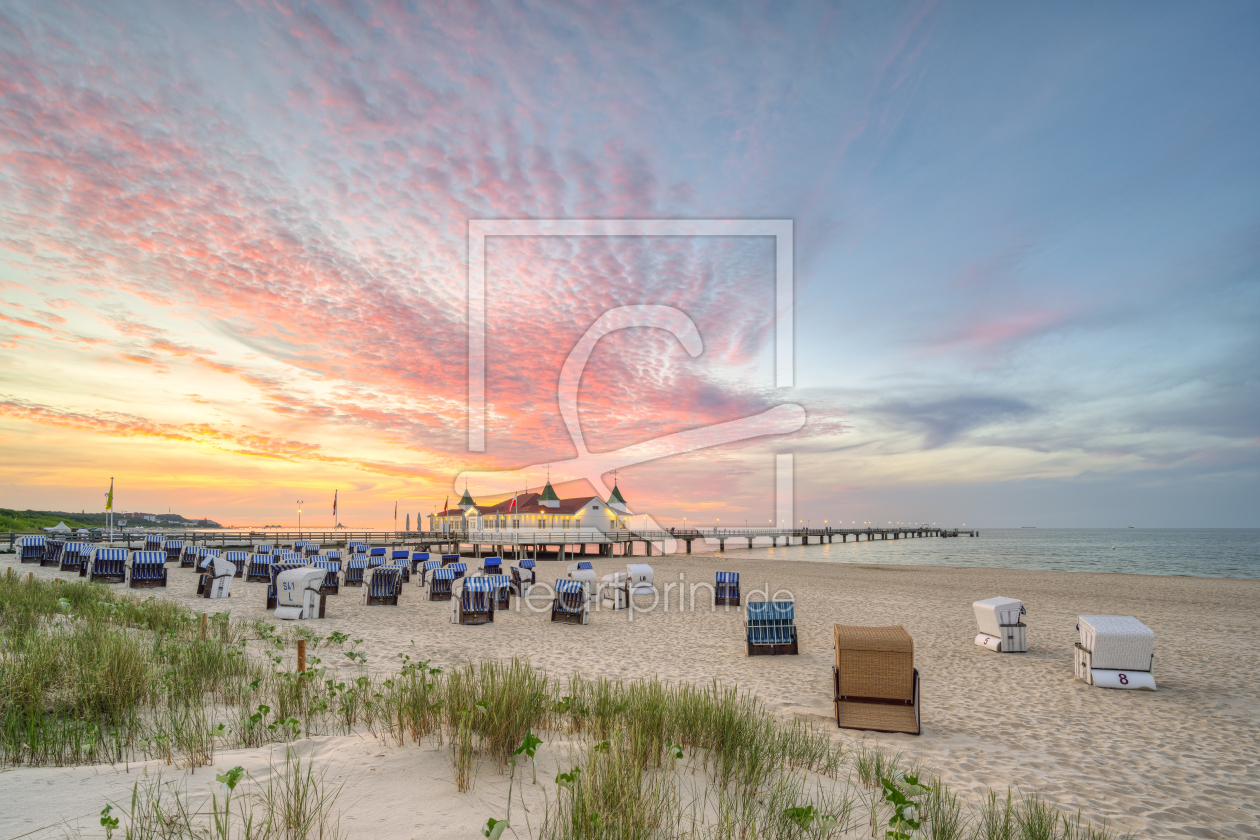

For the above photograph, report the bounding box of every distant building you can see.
[428,480,631,533]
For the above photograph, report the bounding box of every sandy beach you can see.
[2,549,1258,839]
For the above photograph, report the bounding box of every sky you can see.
[1,0,1258,529]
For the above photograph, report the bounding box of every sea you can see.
[716,528,1260,579]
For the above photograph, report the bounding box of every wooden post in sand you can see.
[28,571,34,582]
[199,612,207,639]
[297,639,306,673]
[54,578,61,587]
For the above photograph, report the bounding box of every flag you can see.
[105,477,114,511]
[508,494,517,513]
[444,495,449,514]
[394,501,398,525]
[333,490,338,518]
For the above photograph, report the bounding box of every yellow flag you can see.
[105,477,114,511]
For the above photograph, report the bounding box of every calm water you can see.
[718,529,1260,579]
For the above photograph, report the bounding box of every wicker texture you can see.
[834,700,918,734]
[833,624,914,701]
[1078,616,1154,671]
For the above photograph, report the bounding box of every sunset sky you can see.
[2,1,1257,528]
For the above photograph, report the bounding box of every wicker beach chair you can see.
[61,541,89,572]
[482,573,512,610]
[195,548,222,573]
[41,540,64,568]
[199,555,236,599]
[974,596,1027,652]
[451,576,495,624]
[246,553,271,582]
[129,551,168,588]
[418,559,442,586]
[164,540,185,563]
[832,624,920,735]
[310,559,341,595]
[715,571,741,606]
[344,558,367,587]
[482,556,503,575]
[19,535,45,564]
[180,544,199,568]
[446,562,468,580]
[367,547,387,568]
[510,565,534,596]
[388,554,411,582]
[410,551,429,572]
[429,568,456,601]
[362,566,402,606]
[303,543,322,557]
[1074,616,1156,690]
[746,602,798,656]
[144,534,164,552]
[89,547,128,583]
[223,551,250,579]
[253,544,275,555]
[551,579,590,625]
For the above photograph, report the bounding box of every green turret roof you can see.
[540,481,559,502]
[608,484,626,505]
[458,488,475,508]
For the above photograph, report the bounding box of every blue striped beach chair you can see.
[745,602,798,656]
[551,579,589,625]
[388,554,410,582]
[482,574,512,610]
[452,576,495,624]
[61,541,89,572]
[19,535,45,564]
[196,548,222,572]
[446,562,467,580]
[520,558,536,569]
[164,540,185,563]
[419,559,442,586]
[441,553,461,566]
[129,551,168,588]
[575,561,593,570]
[368,547,387,568]
[304,543,322,557]
[311,559,341,595]
[266,562,309,610]
[223,551,250,578]
[715,571,741,606]
[253,544,274,555]
[410,551,429,572]
[293,541,309,554]
[482,556,503,575]
[180,544,199,568]
[41,540,65,568]
[89,547,128,583]
[363,566,402,606]
[344,558,367,587]
[144,534,164,552]
[242,553,269,582]
[347,541,367,554]
[274,551,302,562]
[429,568,456,601]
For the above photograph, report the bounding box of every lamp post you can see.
[296,500,304,538]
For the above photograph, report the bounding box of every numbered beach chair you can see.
[61,541,89,572]
[973,596,1027,652]
[41,540,65,568]
[483,574,512,609]
[266,562,308,610]
[551,579,590,625]
[362,566,402,606]
[368,547,388,568]
[246,553,272,582]
[451,576,495,624]
[746,602,798,656]
[832,624,920,735]
[429,568,456,601]
[19,535,45,564]
[715,571,741,606]
[311,559,341,595]
[344,558,367,587]
[199,555,237,599]
[482,556,503,575]
[89,547,128,583]
[223,551,250,579]
[164,540,185,563]
[418,559,442,586]
[129,551,168,588]
[1074,616,1156,690]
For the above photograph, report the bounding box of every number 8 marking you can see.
[1118,673,1128,685]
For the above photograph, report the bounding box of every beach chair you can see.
[451,576,495,624]
[715,571,741,606]
[347,541,366,554]
[510,565,534,597]
[198,555,236,599]
[626,564,653,594]
[410,551,429,572]
[566,563,597,601]
[568,561,594,571]
[551,579,590,625]
[180,544,199,568]
[441,553,461,566]
[19,535,45,564]
[293,541,308,553]
[482,573,512,609]
[61,541,89,572]
[195,548,222,573]
[746,602,798,656]
[600,572,629,610]
[223,551,250,579]
[274,551,302,563]
[304,543,322,557]
[520,558,536,571]
[344,558,367,587]
[311,559,341,595]
[246,553,272,582]
[388,556,411,582]
[164,540,185,563]
[362,566,402,606]
[266,563,309,610]
[832,624,920,735]
[41,540,65,568]
[144,535,164,552]
[482,556,503,575]
[253,544,275,555]
[447,562,468,580]
[129,551,168,588]
[368,547,387,568]
[274,566,326,619]
[324,549,343,562]
[1074,616,1156,690]
[418,559,442,586]
[974,597,1027,653]
[429,568,456,601]
[89,548,128,583]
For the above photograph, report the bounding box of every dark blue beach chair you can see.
[715,571,740,606]
[429,568,456,601]
[223,551,250,578]
[129,551,167,588]
[41,540,64,567]
[746,601,798,656]
[454,576,494,623]
[344,558,367,587]
[19,535,45,564]
[551,579,589,625]
[90,548,128,583]
[164,540,185,563]
[363,566,402,606]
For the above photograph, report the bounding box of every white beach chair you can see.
[274,567,327,620]
[973,596,1028,652]
[201,555,236,600]
[600,571,629,610]
[1074,615,1156,690]
[566,562,598,601]
[625,563,654,595]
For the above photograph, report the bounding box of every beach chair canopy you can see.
[716,571,739,583]
[347,558,367,567]
[165,539,185,550]
[442,554,460,561]
[520,558,536,568]
[412,551,429,561]
[447,563,468,573]
[324,550,343,560]
[482,574,511,590]
[460,576,495,592]
[94,548,127,562]
[556,579,585,595]
[423,560,442,571]
[131,551,165,565]
[224,550,250,563]
[20,535,46,547]
[392,550,409,560]
[1077,616,1154,671]
[833,624,914,701]
[433,569,456,581]
[369,547,387,557]
[748,601,794,622]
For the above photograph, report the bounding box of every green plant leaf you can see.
[513,730,543,758]
[482,817,508,840]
